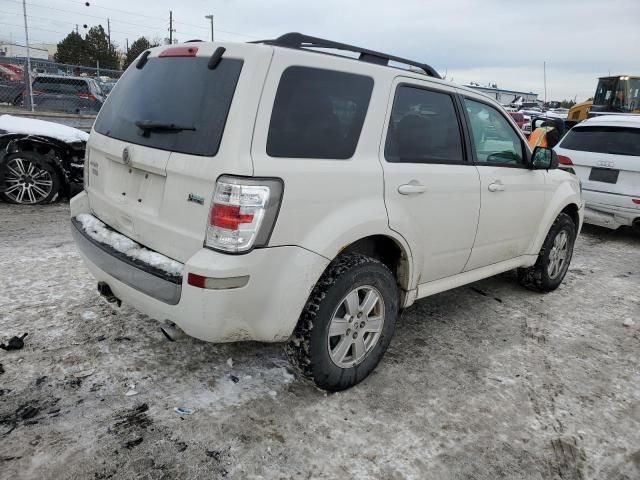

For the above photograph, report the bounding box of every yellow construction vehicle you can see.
[590,75,640,116]
[566,99,593,128]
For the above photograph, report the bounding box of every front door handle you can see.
[398,182,427,195]
[488,181,505,192]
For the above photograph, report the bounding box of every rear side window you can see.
[385,86,464,163]
[33,77,89,94]
[267,66,373,159]
[94,57,243,156]
[559,126,640,156]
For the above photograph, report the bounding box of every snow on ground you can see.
[75,213,183,277]
[0,203,639,479]
[0,114,89,143]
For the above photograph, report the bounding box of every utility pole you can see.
[76,24,79,34]
[126,38,129,54]
[22,0,34,112]
[169,11,174,44]
[107,18,111,46]
[543,61,547,106]
[205,14,214,42]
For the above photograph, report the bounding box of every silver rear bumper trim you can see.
[71,219,182,305]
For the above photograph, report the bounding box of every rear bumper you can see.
[71,218,182,304]
[583,189,639,229]
[70,191,329,343]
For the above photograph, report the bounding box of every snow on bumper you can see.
[70,194,329,343]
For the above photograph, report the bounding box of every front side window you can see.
[384,86,464,164]
[267,66,373,159]
[464,98,524,165]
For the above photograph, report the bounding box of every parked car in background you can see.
[508,111,525,130]
[0,70,24,105]
[554,115,640,232]
[0,115,88,204]
[24,74,105,114]
[70,33,583,391]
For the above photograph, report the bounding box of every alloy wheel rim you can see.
[3,157,53,204]
[327,285,385,368]
[547,230,569,279]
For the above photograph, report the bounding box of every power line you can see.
[0,9,170,39]
[7,0,261,39]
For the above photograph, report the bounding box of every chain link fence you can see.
[0,57,123,115]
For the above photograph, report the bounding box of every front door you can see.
[381,80,481,283]
[461,95,547,270]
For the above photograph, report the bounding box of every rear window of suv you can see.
[559,126,640,156]
[267,66,373,159]
[94,56,243,156]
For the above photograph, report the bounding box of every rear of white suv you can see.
[70,42,329,343]
[555,115,640,230]
[72,34,582,392]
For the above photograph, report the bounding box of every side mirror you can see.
[530,146,559,170]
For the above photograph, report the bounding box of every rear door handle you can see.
[488,181,505,192]
[398,182,427,195]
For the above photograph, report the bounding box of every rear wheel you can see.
[286,253,398,391]
[0,152,60,205]
[517,212,576,292]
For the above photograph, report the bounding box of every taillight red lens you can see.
[558,155,573,165]
[76,92,97,101]
[187,273,206,288]
[210,204,254,230]
[632,198,640,205]
[159,46,198,57]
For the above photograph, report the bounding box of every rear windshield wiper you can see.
[134,120,196,135]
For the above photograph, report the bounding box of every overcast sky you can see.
[2,0,638,100]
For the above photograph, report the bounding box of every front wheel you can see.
[517,212,576,292]
[286,253,399,391]
[0,152,60,205]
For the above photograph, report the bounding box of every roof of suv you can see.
[579,115,640,128]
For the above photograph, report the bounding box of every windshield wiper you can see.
[135,120,196,134]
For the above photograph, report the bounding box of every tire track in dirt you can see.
[520,307,586,480]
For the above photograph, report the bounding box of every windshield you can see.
[94,56,243,156]
[593,77,640,112]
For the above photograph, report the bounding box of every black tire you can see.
[517,212,576,292]
[12,94,23,106]
[0,151,61,205]
[285,253,399,391]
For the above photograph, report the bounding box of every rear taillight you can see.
[558,155,573,165]
[632,198,640,205]
[205,176,283,253]
[76,92,97,101]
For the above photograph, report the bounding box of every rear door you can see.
[381,79,480,283]
[556,125,640,204]
[461,94,547,270]
[86,43,272,263]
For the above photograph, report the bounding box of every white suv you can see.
[71,34,583,391]
[554,115,640,231]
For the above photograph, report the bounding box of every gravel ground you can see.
[0,202,638,480]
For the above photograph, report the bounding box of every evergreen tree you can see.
[54,31,87,65]
[123,37,159,70]
[84,25,119,70]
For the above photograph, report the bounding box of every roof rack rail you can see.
[252,32,441,79]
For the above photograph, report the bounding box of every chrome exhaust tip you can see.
[160,321,181,342]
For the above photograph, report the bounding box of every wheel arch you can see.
[530,185,582,255]
[333,232,415,306]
